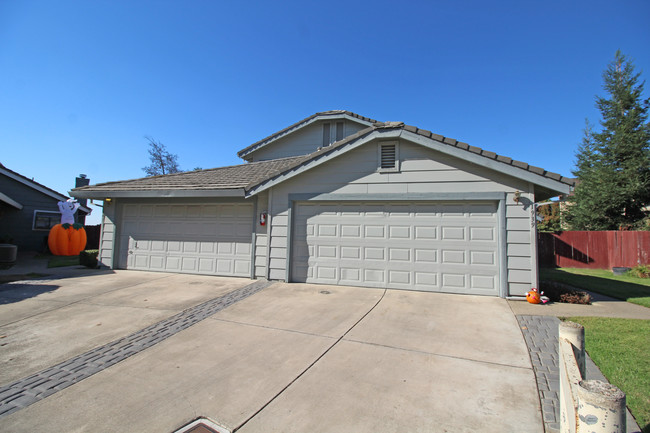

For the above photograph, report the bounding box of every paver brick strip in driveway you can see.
[0,272,253,384]
[0,277,272,417]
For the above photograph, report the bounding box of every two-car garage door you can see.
[119,202,253,277]
[291,202,500,296]
[116,200,500,295]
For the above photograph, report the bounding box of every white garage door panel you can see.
[292,202,499,295]
[121,203,253,277]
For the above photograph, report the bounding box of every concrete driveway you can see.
[0,271,542,432]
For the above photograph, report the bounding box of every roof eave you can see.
[399,130,573,196]
[0,192,23,210]
[71,188,246,199]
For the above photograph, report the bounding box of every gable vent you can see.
[322,123,331,146]
[380,143,397,169]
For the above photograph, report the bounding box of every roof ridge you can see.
[236,110,379,158]
[244,125,378,191]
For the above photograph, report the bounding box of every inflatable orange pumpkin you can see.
[48,223,87,256]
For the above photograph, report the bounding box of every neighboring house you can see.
[0,163,92,251]
[72,110,574,297]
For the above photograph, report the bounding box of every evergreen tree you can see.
[536,201,562,232]
[566,51,650,230]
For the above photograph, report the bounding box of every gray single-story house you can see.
[1,163,91,251]
[72,111,574,297]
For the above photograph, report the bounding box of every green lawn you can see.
[47,255,80,268]
[567,317,650,433]
[540,267,650,308]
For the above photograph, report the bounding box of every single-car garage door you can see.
[119,202,253,276]
[291,201,500,295]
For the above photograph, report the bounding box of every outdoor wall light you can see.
[513,191,521,203]
[104,198,112,203]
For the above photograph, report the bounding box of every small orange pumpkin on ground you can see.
[526,288,542,304]
[48,223,87,256]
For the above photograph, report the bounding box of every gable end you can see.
[237,111,378,161]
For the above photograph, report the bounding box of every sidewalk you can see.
[508,291,650,320]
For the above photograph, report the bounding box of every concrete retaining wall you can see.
[559,321,627,433]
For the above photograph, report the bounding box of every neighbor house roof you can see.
[236,110,378,160]
[72,120,575,201]
[0,163,91,213]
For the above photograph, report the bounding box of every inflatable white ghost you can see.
[58,199,81,225]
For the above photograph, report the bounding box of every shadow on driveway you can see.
[0,281,61,305]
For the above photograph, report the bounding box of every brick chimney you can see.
[75,174,90,225]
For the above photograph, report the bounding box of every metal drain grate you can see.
[185,423,217,433]
[174,418,229,433]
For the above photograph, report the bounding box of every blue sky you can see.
[1,0,648,225]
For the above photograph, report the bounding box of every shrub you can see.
[540,280,592,304]
[79,250,99,268]
[0,234,15,244]
[628,264,650,279]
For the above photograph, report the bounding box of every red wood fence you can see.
[538,231,650,269]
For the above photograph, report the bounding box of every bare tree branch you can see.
[142,136,181,176]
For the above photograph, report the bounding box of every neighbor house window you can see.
[378,141,400,172]
[33,210,59,231]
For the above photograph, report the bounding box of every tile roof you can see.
[245,122,576,191]
[236,110,378,159]
[72,115,575,197]
[71,156,310,193]
[396,123,576,186]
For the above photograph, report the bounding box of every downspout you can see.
[250,195,258,279]
[265,186,273,279]
[529,184,539,297]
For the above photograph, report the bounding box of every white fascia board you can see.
[239,113,376,159]
[246,129,400,197]
[400,130,572,195]
[70,188,246,199]
[0,192,23,209]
